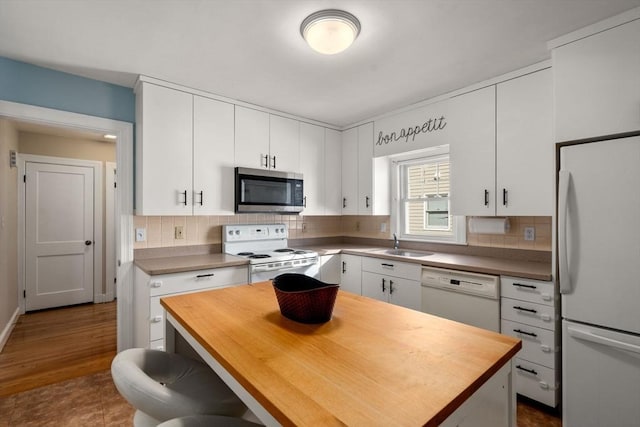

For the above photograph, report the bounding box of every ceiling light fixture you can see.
[300,9,361,55]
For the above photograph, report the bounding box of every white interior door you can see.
[25,161,94,311]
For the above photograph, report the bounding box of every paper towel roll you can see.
[468,217,510,234]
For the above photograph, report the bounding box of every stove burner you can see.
[249,254,271,259]
[293,250,308,254]
[237,252,254,256]
[274,248,294,253]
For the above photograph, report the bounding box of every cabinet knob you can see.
[150,281,162,288]
[151,315,162,323]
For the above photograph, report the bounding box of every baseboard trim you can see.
[0,307,20,353]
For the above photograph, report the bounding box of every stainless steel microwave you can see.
[234,167,304,214]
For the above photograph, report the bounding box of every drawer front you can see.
[149,266,248,296]
[501,319,557,369]
[361,257,421,280]
[501,298,558,330]
[513,358,559,407]
[149,338,165,351]
[501,276,556,306]
[149,296,164,341]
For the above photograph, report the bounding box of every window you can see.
[392,146,465,244]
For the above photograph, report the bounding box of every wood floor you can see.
[0,301,117,397]
[0,301,562,426]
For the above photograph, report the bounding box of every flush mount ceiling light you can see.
[300,9,361,55]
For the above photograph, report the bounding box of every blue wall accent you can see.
[0,56,135,123]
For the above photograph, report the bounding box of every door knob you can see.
[85,240,93,246]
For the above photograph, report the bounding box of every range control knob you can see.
[228,230,233,235]
[235,230,240,235]
[280,228,285,233]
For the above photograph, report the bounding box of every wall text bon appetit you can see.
[376,116,447,146]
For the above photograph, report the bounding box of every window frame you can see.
[390,146,466,244]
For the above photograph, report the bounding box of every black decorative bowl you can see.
[272,273,339,324]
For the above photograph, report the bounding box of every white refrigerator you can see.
[558,135,640,427]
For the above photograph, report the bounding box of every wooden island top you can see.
[161,282,521,426]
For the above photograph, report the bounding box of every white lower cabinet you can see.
[340,254,362,295]
[134,265,248,349]
[500,276,560,407]
[319,254,341,284]
[361,257,421,311]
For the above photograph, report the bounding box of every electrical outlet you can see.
[175,225,184,239]
[380,222,387,232]
[302,223,307,233]
[524,227,535,241]
[356,221,360,231]
[135,228,146,242]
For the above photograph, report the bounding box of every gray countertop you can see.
[135,244,552,281]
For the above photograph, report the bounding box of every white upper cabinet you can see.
[234,106,270,169]
[342,123,389,215]
[450,86,496,216]
[341,127,359,214]
[135,82,236,216]
[496,68,553,216]
[193,95,235,215]
[299,122,325,215]
[136,82,193,215]
[234,106,300,171]
[324,128,343,215]
[269,115,300,172]
[553,18,640,142]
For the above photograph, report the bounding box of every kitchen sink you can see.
[375,249,433,257]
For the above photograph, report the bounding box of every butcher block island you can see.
[161,282,521,427]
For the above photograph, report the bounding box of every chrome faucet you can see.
[393,233,399,250]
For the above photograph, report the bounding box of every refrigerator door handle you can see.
[568,326,640,355]
[558,170,571,294]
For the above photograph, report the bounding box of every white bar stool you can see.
[111,349,248,427]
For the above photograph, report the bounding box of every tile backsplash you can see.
[133,215,552,252]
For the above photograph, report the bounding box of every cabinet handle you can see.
[389,280,394,294]
[271,155,276,169]
[262,154,269,168]
[197,191,204,206]
[181,190,188,206]
[343,198,347,208]
[502,188,508,206]
[381,263,394,268]
[513,328,538,338]
[381,278,386,292]
[484,189,489,206]
[514,305,537,314]
[303,196,307,208]
[342,261,346,273]
[196,273,214,279]
[365,196,370,208]
[151,315,162,323]
[512,282,537,289]
[516,365,538,376]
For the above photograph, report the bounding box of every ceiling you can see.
[1,0,638,128]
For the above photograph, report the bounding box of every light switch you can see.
[135,228,146,242]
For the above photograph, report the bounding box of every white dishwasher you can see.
[421,266,500,332]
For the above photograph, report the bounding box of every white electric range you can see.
[222,223,319,283]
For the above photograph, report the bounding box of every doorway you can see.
[0,100,134,351]
[22,156,102,311]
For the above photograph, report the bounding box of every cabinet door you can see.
[496,69,553,216]
[341,127,359,214]
[554,19,640,142]
[320,254,341,284]
[324,129,343,215]
[388,277,421,311]
[269,115,299,171]
[449,86,496,216]
[362,271,387,302]
[340,254,362,295]
[299,123,324,215]
[357,122,374,214]
[193,96,235,215]
[235,106,270,169]
[136,82,193,215]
